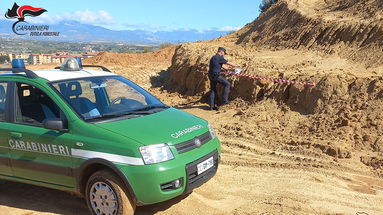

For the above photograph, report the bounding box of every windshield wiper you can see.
[85,113,123,121]
[129,104,169,112]
[85,105,169,121]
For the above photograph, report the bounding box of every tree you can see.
[0,55,10,64]
[143,47,152,53]
[259,0,278,13]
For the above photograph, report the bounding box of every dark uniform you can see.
[208,54,231,109]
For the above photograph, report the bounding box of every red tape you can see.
[197,70,316,87]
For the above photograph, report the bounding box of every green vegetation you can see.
[0,38,158,54]
[159,42,173,49]
[143,47,153,53]
[259,0,278,13]
[0,55,10,64]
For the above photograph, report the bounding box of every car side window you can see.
[53,81,101,119]
[0,82,8,121]
[15,83,63,126]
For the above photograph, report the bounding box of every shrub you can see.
[259,0,278,13]
[143,47,152,53]
[0,55,10,64]
[159,42,173,49]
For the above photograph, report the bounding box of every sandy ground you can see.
[1,47,383,215]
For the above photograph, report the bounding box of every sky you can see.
[0,0,262,32]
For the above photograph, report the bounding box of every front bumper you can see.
[118,138,220,205]
[184,150,219,194]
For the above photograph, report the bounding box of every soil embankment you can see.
[166,0,383,177]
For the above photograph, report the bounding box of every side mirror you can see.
[43,118,67,132]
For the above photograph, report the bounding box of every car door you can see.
[6,81,75,187]
[0,81,12,176]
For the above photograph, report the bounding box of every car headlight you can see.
[139,144,174,165]
[208,124,216,139]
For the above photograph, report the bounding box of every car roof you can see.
[0,69,118,82]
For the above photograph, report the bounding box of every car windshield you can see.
[50,76,167,121]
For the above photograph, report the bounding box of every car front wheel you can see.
[85,170,135,215]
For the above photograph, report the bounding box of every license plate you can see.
[197,157,214,175]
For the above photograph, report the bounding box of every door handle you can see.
[10,132,22,139]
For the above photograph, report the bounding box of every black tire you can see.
[85,170,135,215]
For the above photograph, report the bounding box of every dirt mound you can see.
[168,43,382,111]
[326,0,383,20]
[165,0,383,176]
[82,46,177,89]
[84,46,176,67]
[222,0,383,67]
[167,0,383,112]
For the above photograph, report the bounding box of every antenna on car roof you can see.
[54,57,111,73]
[0,59,38,79]
[80,65,111,73]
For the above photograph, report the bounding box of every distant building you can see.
[52,55,81,64]
[20,52,99,65]
[42,54,52,64]
[29,54,52,65]
[29,54,41,65]
[51,55,62,64]
[8,53,30,64]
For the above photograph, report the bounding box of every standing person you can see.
[208,47,239,111]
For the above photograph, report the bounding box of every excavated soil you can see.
[1,0,383,214]
[167,0,383,177]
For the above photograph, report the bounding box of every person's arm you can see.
[220,56,240,68]
[222,64,231,70]
[225,61,240,67]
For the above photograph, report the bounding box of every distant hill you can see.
[0,20,232,44]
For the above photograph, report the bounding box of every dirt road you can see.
[1,125,382,215]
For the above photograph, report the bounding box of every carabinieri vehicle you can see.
[0,58,220,215]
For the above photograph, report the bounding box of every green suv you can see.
[0,58,220,215]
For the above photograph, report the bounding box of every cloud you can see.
[73,9,114,25]
[217,26,242,31]
[120,23,241,33]
[28,14,64,24]
[27,9,114,25]
[121,23,178,32]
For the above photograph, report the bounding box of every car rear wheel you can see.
[85,170,135,215]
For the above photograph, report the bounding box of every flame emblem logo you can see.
[5,3,48,35]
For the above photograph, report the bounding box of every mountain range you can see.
[0,20,232,44]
